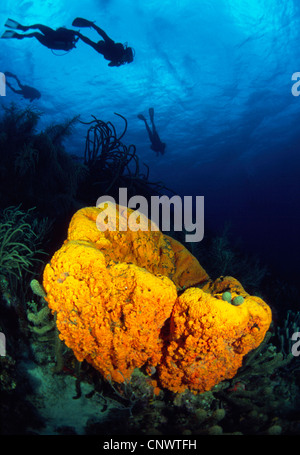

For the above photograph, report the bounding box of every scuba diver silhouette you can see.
[138,108,166,156]
[1,18,79,51]
[5,71,41,102]
[72,17,134,67]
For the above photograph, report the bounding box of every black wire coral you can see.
[80,113,171,201]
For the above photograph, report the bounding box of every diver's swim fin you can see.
[149,107,154,121]
[1,30,18,38]
[72,17,95,28]
[4,18,21,29]
[4,71,16,77]
[137,114,146,121]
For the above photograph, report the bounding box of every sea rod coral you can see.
[43,205,272,393]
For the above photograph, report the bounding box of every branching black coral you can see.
[44,115,80,146]
[80,113,172,197]
[0,104,85,217]
[81,113,129,169]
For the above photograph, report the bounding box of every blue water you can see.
[0,0,299,284]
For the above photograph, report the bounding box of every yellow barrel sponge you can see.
[44,239,177,382]
[43,205,272,392]
[157,279,272,394]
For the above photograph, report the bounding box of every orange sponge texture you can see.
[158,277,272,393]
[43,205,271,393]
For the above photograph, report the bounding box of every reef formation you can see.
[43,204,272,394]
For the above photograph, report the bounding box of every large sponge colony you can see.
[43,205,272,393]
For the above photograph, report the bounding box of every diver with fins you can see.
[138,108,166,156]
[72,17,134,67]
[5,71,41,102]
[1,18,79,51]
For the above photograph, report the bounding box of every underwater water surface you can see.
[0,0,299,281]
[0,0,299,439]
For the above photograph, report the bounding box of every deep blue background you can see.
[0,0,299,286]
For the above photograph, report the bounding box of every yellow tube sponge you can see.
[157,279,272,394]
[43,205,272,393]
[44,239,177,382]
[66,205,209,288]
